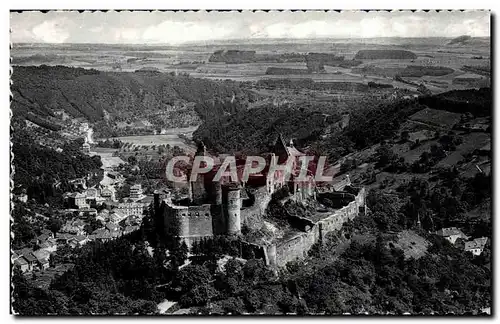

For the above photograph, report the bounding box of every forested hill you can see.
[193,101,343,154]
[193,87,491,159]
[11,127,103,205]
[11,65,254,123]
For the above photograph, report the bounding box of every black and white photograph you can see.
[8,9,492,316]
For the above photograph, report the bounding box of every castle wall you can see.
[164,203,213,247]
[185,204,213,240]
[241,187,272,230]
[275,226,320,266]
[291,177,316,202]
[268,187,366,267]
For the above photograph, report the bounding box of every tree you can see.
[401,130,410,142]
[128,156,137,165]
[50,218,63,236]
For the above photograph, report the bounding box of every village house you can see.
[96,209,109,223]
[16,193,28,203]
[100,186,116,201]
[14,248,38,272]
[32,250,51,270]
[68,177,87,190]
[90,229,113,243]
[434,227,469,244]
[115,202,144,218]
[108,210,127,224]
[106,223,120,232]
[79,208,98,217]
[129,184,144,200]
[464,237,488,256]
[56,233,76,245]
[39,240,57,253]
[68,235,90,248]
[60,219,86,235]
[64,192,89,209]
[13,255,29,273]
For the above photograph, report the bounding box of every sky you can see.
[10,10,490,44]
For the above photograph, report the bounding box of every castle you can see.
[154,135,317,246]
[153,135,366,266]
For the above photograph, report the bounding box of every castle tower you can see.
[222,182,241,235]
[212,181,222,205]
[190,141,208,204]
[153,190,161,212]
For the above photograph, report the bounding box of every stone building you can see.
[130,184,143,200]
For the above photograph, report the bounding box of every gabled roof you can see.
[95,231,112,240]
[106,223,119,231]
[33,249,50,262]
[14,258,28,266]
[56,233,75,240]
[123,225,139,234]
[37,233,50,242]
[23,253,37,263]
[73,219,86,227]
[465,237,488,251]
[73,235,87,242]
[40,229,52,236]
[19,248,34,257]
[39,241,55,249]
[92,228,108,235]
[435,227,468,238]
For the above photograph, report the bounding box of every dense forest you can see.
[195,94,424,159]
[11,65,255,127]
[194,101,343,154]
[354,50,417,60]
[418,87,492,117]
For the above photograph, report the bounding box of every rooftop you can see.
[465,237,488,250]
[435,227,468,238]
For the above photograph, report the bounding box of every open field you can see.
[97,126,197,153]
[102,135,195,152]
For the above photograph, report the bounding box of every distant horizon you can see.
[10,11,490,44]
[10,35,491,46]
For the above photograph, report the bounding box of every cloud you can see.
[142,20,239,44]
[31,19,70,43]
[10,11,491,44]
[90,26,103,33]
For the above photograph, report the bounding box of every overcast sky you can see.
[10,10,490,44]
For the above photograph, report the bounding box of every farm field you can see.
[100,134,196,153]
[11,37,490,94]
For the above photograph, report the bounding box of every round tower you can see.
[222,182,241,235]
